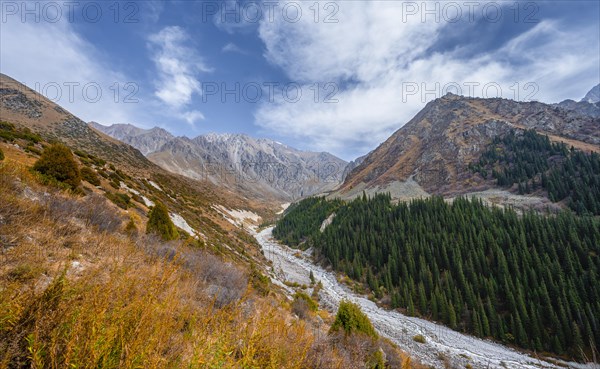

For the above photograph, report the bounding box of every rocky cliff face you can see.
[91,123,347,201]
[341,93,600,197]
[341,153,368,181]
[555,99,600,118]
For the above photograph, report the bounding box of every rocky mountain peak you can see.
[581,83,600,104]
[339,93,600,198]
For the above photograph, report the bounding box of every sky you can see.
[1,0,599,161]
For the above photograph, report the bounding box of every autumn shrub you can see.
[292,291,318,319]
[250,265,270,296]
[33,143,80,188]
[292,297,311,320]
[190,251,248,308]
[0,121,42,144]
[42,192,124,233]
[80,166,100,186]
[124,218,137,235]
[105,192,131,210]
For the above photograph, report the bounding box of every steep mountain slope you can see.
[339,92,600,199]
[341,152,368,181]
[0,74,154,174]
[92,123,347,201]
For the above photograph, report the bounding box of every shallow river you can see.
[254,227,594,369]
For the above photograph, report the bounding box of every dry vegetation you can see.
[0,154,422,369]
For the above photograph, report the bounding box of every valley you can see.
[2,0,600,367]
[2,63,599,369]
[255,226,593,369]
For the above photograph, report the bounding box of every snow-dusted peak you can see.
[581,84,600,104]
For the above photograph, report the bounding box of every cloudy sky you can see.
[1,0,598,160]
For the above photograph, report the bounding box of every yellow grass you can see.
[0,158,423,369]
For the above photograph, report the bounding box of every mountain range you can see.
[90,123,347,202]
[90,83,600,210]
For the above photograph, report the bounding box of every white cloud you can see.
[222,42,247,54]
[0,8,147,126]
[255,1,600,159]
[179,110,205,125]
[148,26,211,109]
[212,0,260,34]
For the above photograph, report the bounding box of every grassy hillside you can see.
[0,128,422,368]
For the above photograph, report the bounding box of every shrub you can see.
[0,121,41,144]
[250,265,270,297]
[7,263,42,282]
[293,291,318,312]
[292,297,311,320]
[24,144,41,156]
[80,166,101,186]
[130,193,144,204]
[146,201,179,241]
[43,193,124,233]
[0,121,15,131]
[124,218,137,235]
[74,150,88,158]
[89,155,105,166]
[106,192,131,210]
[0,147,4,161]
[292,292,318,320]
[368,348,386,369]
[330,300,378,339]
[413,334,426,344]
[33,143,80,188]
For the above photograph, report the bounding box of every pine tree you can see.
[448,302,457,330]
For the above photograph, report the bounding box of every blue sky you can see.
[1,0,599,160]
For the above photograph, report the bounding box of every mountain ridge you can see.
[338,91,600,202]
[91,122,348,202]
